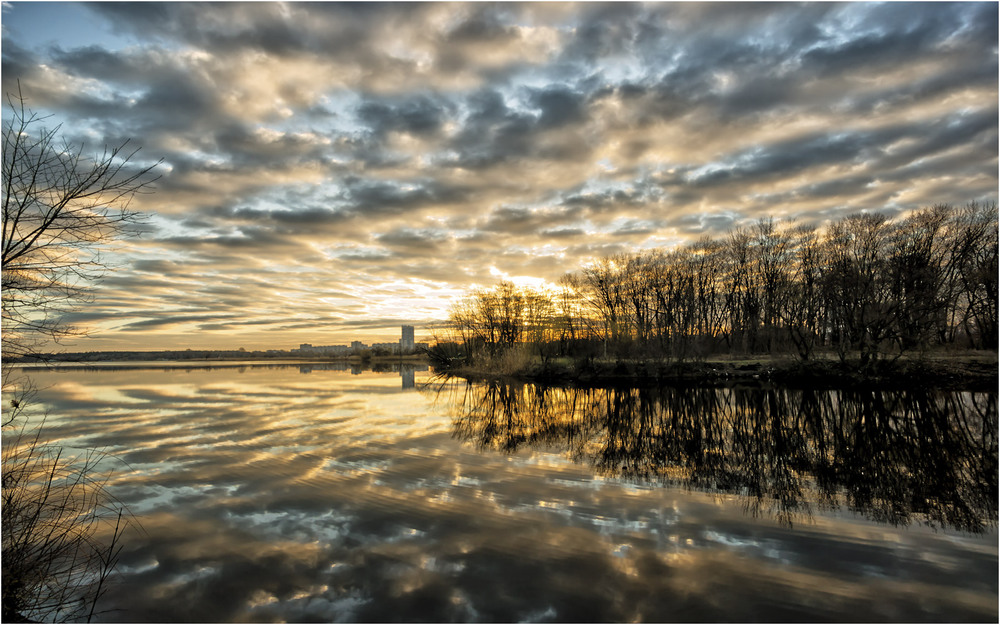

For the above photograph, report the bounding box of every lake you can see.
[10,362,998,622]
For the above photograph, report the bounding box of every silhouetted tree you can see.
[949,201,998,348]
[887,205,951,351]
[821,213,899,367]
[2,88,160,359]
[2,87,156,623]
[779,225,825,359]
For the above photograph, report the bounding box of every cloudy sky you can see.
[2,1,997,351]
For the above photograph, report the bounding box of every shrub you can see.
[493,345,534,376]
[2,411,129,623]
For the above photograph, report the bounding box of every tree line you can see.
[444,203,997,368]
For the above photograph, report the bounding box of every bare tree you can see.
[722,226,756,353]
[887,205,952,352]
[523,287,556,363]
[443,203,996,371]
[821,213,900,367]
[581,255,629,356]
[779,225,825,360]
[748,218,795,353]
[448,281,529,359]
[2,88,160,359]
[2,87,157,623]
[554,273,583,351]
[949,201,998,349]
[688,237,726,353]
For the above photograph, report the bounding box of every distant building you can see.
[295,343,350,355]
[400,325,415,351]
[294,330,420,356]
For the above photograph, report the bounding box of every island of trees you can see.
[432,202,997,389]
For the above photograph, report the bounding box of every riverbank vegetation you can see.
[432,203,997,386]
[2,401,128,623]
[2,88,156,621]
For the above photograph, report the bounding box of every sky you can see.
[2,1,997,351]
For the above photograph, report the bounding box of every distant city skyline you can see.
[295,325,428,355]
[2,2,995,351]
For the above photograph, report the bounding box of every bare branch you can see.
[2,86,161,359]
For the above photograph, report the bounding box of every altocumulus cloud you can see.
[1,1,995,350]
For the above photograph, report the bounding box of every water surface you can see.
[13,363,998,622]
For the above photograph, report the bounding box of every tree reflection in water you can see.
[445,382,997,533]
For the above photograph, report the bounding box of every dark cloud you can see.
[561,187,651,213]
[342,178,472,216]
[608,219,662,237]
[196,318,292,332]
[557,2,646,65]
[358,95,451,138]
[479,205,586,237]
[211,124,329,168]
[117,313,242,332]
[51,44,157,83]
[881,108,998,170]
[799,6,965,80]
[530,85,588,130]
[445,9,519,45]
[230,206,346,228]
[136,73,220,129]
[445,90,538,169]
[797,175,879,202]
[87,2,350,56]
[540,227,586,239]
[374,228,450,251]
[678,104,998,197]
[156,226,294,251]
[335,250,394,263]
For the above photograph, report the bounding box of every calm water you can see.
[11,362,998,623]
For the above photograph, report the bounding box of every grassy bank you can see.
[438,350,998,391]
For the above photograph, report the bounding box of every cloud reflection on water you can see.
[444,380,998,534]
[14,365,998,622]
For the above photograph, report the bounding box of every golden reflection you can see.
[445,381,998,533]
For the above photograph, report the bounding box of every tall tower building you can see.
[400,325,415,351]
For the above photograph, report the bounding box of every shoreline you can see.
[11,351,997,391]
[11,354,431,370]
[440,353,999,392]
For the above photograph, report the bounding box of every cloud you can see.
[540,227,586,239]
[358,95,451,138]
[375,228,450,251]
[1,1,995,349]
[530,85,588,129]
